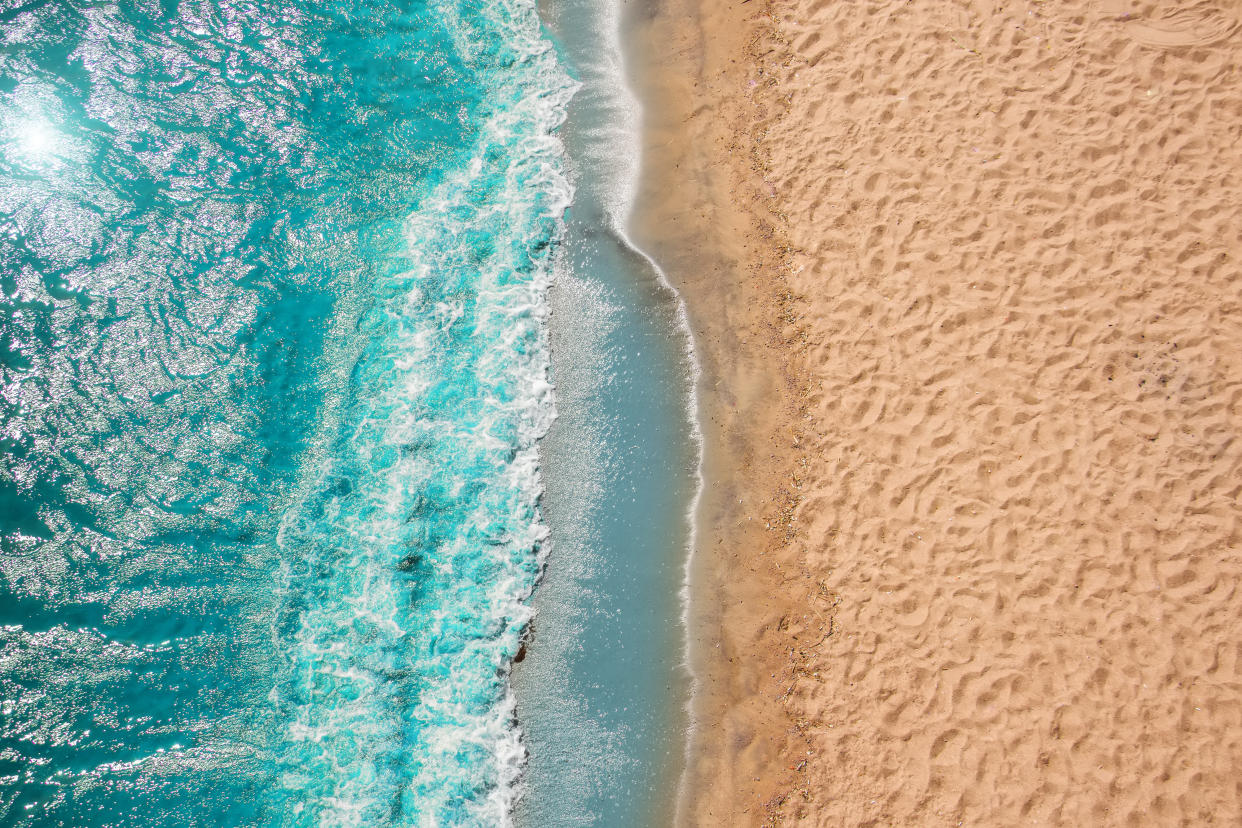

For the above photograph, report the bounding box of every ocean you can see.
[0,0,695,824]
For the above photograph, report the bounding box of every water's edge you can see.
[511,0,704,823]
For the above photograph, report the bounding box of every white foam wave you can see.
[267,0,582,823]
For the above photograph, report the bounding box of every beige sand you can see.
[632,0,1242,824]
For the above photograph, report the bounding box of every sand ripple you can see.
[755,0,1242,823]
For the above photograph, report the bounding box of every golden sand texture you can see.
[636,0,1242,824]
[764,0,1242,823]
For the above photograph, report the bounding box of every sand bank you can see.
[631,0,1242,824]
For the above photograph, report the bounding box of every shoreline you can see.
[624,1,807,822]
[512,0,701,822]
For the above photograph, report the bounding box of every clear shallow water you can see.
[512,0,698,823]
[0,0,575,823]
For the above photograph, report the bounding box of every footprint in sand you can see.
[1102,0,1239,48]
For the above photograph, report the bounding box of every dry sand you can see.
[631,0,1242,824]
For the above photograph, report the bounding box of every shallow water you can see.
[512,0,698,824]
[0,0,576,823]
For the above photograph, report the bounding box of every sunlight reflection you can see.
[7,115,62,166]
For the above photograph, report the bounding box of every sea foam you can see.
[269,1,578,823]
[0,0,577,823]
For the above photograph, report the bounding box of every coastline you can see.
[625,1,807,822]
[512,0,699,823]
[633,0,1242,824]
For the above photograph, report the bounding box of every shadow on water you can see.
[511,0,699,826]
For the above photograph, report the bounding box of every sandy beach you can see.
[631,0,1242,824]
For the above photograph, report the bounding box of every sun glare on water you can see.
[8,116,62,166]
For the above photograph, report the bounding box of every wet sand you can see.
[630,0,1242,824]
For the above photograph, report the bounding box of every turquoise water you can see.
[0,0,581,823]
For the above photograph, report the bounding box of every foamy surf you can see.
[0,0,578,823]
[269,3,579,822]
